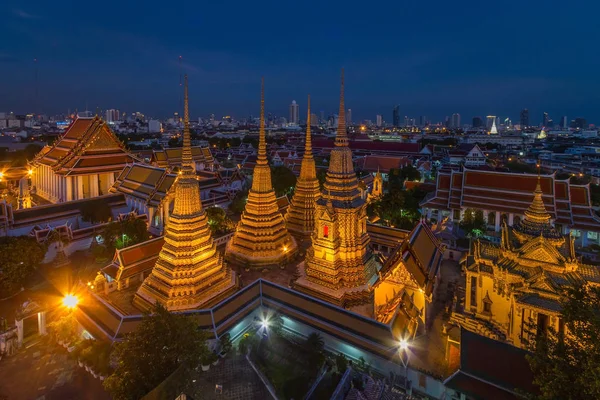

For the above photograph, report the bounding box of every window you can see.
[587,231,598,240]
[483,302,492,313]
[323,225,329,238]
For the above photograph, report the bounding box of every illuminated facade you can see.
[285,95,321,240]
[368,168,383,201]
[295,71,381,308]
[30,117,139,203]
[134,76,237,311]
[225,80,298,268]
[460,178,600,347]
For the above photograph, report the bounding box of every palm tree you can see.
[305,332,324,353]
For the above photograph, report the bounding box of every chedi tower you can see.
[225,79,298,268]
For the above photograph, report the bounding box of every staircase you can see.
[450,312,507,341]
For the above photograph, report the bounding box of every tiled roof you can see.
[32,117,140,175]
[152,146,212,168]
[361,155,412,173]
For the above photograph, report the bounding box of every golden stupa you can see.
[225,79,298,268]
[286,95,321,240]
[295,70,380,308]
[133,75,238,311]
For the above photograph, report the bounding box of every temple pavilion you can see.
[30,116,140,203]
[459,177,600,347]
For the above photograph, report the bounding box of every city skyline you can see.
[1,1,599,123]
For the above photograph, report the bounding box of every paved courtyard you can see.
[0,341,110,400]
[185,353,270,400]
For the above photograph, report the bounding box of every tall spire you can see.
[257,77,267,164]
[335,69,348,147]
[305,95,312,154]
[181,74,193,173]
[524,176,551,224]
[513,175,562,241]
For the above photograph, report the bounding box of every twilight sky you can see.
[1,0,598,125]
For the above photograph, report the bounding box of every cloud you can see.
[13,9,42,19]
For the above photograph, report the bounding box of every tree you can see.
[460,208,486,235]
[104,303,211,400]
[102,216,149,253]
[167,138,181,147]
[205,206,234,234]
[0,236,45,293]
[80,199,112,223]
[525,284,600,400]
[399,165,421,183]
[271,166,297,197]
[229,188,249,214]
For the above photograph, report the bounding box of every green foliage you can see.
[167,138,181,147]
[238,331,257,355]
[271,166,297,197]
[219,332,232,355]
[335,353,348,373]
[367,188,424,230]
[0,236,45,292]
[102,216,149,253]
[590,184,600,207]
[460,208,486,235]
[305,332,325,366]
[204,206,235,234]
[229,188,249,214]
[103,303,210,400]
[505,161,538,174]
[79,198,113,223]
[525,285,600,400]
[48,313,78,344]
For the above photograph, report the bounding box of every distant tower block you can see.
[295,70,381,309]
[134,75,237,312]
[286,95,321,240]
[225,79,298,269]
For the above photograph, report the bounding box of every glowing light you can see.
[28,169,33,176]
[62,294,79,309]
[283,246,288,252]
[260,318,270,329]
[399,339,408,351]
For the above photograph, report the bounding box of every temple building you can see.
[225,80,298,268]
[285,95,321,240]
[421,169,600,246]
[368,168,384,202]
[151,146,214,172]
[458,178,600,347]
[373,220,445,339]
[133,76,238,311]
[30,117,140,203]
[295,71,381,309]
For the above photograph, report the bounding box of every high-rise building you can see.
[376,114,383,127]
[542,112,549,127]
[451,113,461,129]
[560,116,568,129]
[346,109,352,126]
[520,109,529,129]
[105,109,119,123]
[472,116,483,128]
[289,100,299,124]
[419,116,427,127]
[404,116,410,127]
[310,113,319,126]
[573,117,587,129]
[392,105,400,127]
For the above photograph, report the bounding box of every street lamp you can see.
[62,294,79,309]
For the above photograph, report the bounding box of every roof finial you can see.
[257,77,267,164]
[305,94,312,154]
[335,68,348,147]
[181,74,193,172]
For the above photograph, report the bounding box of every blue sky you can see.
[1,0,598,125]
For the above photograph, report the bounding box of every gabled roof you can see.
[375,220,444,296]
[32,117,140,175]
[102,236,165,281]
[361,155,412,173]
[444,329,538,399]
[110,163,176,208]
[151,146,213,168]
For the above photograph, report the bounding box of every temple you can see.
[285,95,321,240]
[151,146,214,172]
[295,70,381,308]
[225,79,298,268]
[457,178,600,347]
[421,168,600,246]
[30,116,140,203]
[133,76,238,311]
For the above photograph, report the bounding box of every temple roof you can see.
[422,169,600,232]
[360,155,412,173]
[375,220,444,296]
[102,236,165,281]
[152,146,213,168]
[111,163,176,208]
[32,117,141,175]
[444,329,538,399]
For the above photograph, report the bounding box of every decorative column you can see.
[508,213,514,226]
[38,311,47,335]
[495,211,501,232]
[77,176,84,200]
[66,177,73,201]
